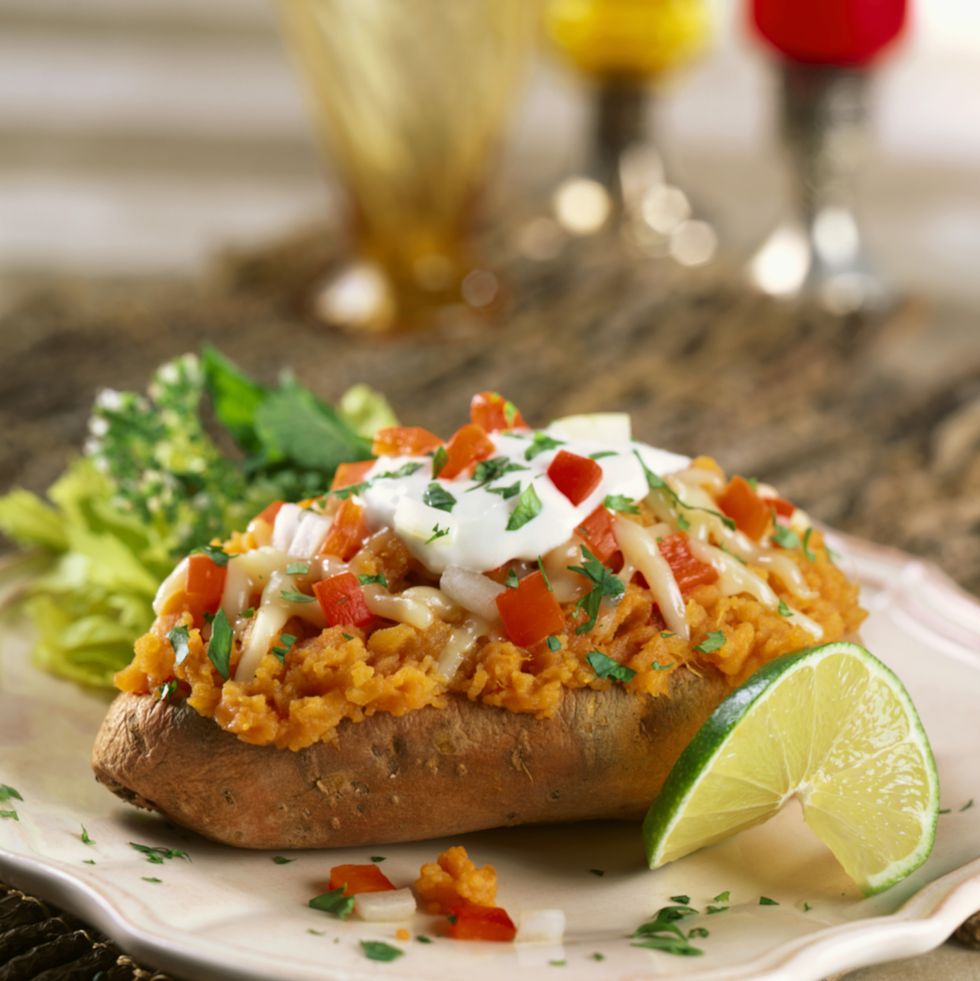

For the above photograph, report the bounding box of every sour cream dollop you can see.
[359,425,688,574]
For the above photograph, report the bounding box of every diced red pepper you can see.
[717,475,771,541]
[331,460,374,491]
[372,426,443,457]
[447,903,516,942]
[328,863,395,895]
[254,500,284,526]
[185,553,226,613]
[495,570,564,648]
[314,572,373,629]
[470,391,526,432]
[576,505,620,566]
[322,499,368,561]
[439,423,495,480]
[657,533,718,594]
[763,494,795,518]
[547,450,602,506]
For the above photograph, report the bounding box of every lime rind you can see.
[642,641,940,895]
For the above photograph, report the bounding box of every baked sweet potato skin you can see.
[92,668,727,849]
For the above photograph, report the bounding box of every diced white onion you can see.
[230,545,290,588]
[542,540,588,604]
[613,517,689,640]
[220,555,252,621]
[672,466,725,492]
[437,617,487,680]
[235,603,289,681]
[515,908,566,944]
[439,567,504,622]
[547,412,631,443]
[363,585,434,630]
[152,557,187,615]
[401,585,460,619]
[288,511,332,559]
[354,888,417,922]
[271,503,304,552]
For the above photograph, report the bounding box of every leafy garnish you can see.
[961,798,975,812]
[280,590,314,605]
[802,527,816,561]
[425,524,450,544]
[167,625,191,665]
[272,633,297,662]
[524,433,564,460]
[536,556,553,590]
[632,905,703,957]
[469,456,526,491]
[633,451,735,531]
[431,446,448,478]
[370,855,386,863]
[759,896,779,906]
[771,525,801,550]
[687,927,710,939]
[604,494,639,514]
[802,902,813,912]
[713,891,730,903]
[505,569,520,589]
[0,785,23,803]
[360,940,403,962]
[706,905,728,915]
[694,631,725,655]
[195,544,229,567]
[80,825,95,846]
[591,952,605,961]
[416,935,433,944]
[358,573,388,588]
[487,482,521,499]
[375,462,424,480]
[507,485,543,531]
[671,895,691,904]
[286,562,310,576]
[142,876,163,884]
[587,650,636,685]
[589,451,617,460]
[309,886,355,919]
[0,810,18,821]
[777,599,792,617]
[83,859,96,865]
[589,868,605,877]
[547,635,561,652]
[129,842,189,864]
[207,609,233,679]
[651,660,672,671]
[568,546,624,634]
[423,482,457,513]
[272,855,294,864]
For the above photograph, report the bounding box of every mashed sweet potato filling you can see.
[116,519,864,750]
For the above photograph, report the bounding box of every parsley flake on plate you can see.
[129,842,189,864]
[286,562,310,576]
[309,886,355,919]
[360,940,403,962]
[80,825,95,845]
[272,855,294,864]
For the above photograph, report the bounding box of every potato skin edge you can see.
[91,669,727,849]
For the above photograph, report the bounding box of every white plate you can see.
[1,531,979,981]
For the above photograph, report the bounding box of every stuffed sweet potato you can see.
[92,393,865,848]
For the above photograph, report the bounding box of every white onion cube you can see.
[515,908,566,944]
[354,887,417,922]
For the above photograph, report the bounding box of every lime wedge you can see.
[643,641,939,894]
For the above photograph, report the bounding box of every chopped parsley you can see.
[272,855,294,864]
[0,810,18,821]
[537,556,553,590]
[360,940,404,962]
[633,450,735,530]
[568,546,625,634]
[280,589,314,604]
[487,481,521,499]
[961,798,975,812]
[167,624,191,665]
[604,494,639,514]
[1,784,25,803]
[83,859,96,865]
[713,890,730,903]
[694,631,725,655]
[587,650,636,684]
[771,525,801,550]
[207,609,233,679]
[240,607,255,618]
[660,631,674,639]
[589,451,617,460]
[358,573,389,588]
[80,825,95,845]
[423,482,457,512]
[651,660,672,671]
[524,433,564,460]
[777,599,792,617]
[502,399,520,427]
[431,445,448,478]
[469,456,526,491]
[632,905,703,957]
[195,544,230,566]
[505,569,520,589]
[706,905,728,915]
[549,960,566,967]
[376,462,424,480]
[286,561,310,576]
[370,855,386,862]
[330,481,369,500]
[416,935,433,944]
[671,895,691,904]
[589,868,605,877]
[507,484,543,531]
[425,524,450,544]
[309,886,355,919]
[687,927,710,939]
[802,902,813,912]
[547,635,561,652]
[341,632,354,641]
[307,928,326,936]
[802,527,816,561]
[142,876,163,884]
[591,952,605,961]
[759,896,779,906]
[272,633,297,662]
[129,842,189,865]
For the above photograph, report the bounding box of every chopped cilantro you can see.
[425,524,450,544]
[549,960,567,967]
[431,445,448,478]
[375,462,424,480]
[777,599,792,617]
[341,632,354,641]
[759,896,779,906]
[360,940,403,962]
[80,825,95,845]
[802,527,816,561]
[507,484,543,531]
[358,573,389,588]
[524,433,564,460]
[589,451,617,460]
[547,635,561,652]
[280,589,314,604]
[505,568,520,589]
[591,952,605,961]
[961,798,975,812]
[772,525,801,550]
[687,927,710,939]
[660,631,674,639]
[307,928,325,936]
[272,855,295,864]
[309,886,355,919]
[286,561,310,576]
[240,607,255,618]
[604,494,639,514]
[537,556,553,590]
[331,481,369,500]
[587,650,636,684]
[0,785,24,803]
[632,905,703,956]
[469,456,526,491]
[671,895,691,904]
[195,544,230,566]
[423,482,457,512]
[706,905,728,915]
[167,624,191,665]
[142,876,163,884]
[568,546,624,634]
[802,902,813,912]
[503,399,520,427]
[694,631,725,655]
[651,660,672,671]
[416,935,433,944]
[83,859,96,865]
[713,891,730,903]
[207,609,233,679]
[487,481,521,499]
[0,810,18,821]
[633,451,735,530]
[589,868,605,877]
[676,512,691,531]
[746,476,759,490]
[939,808,951,815]
[129,842,189,864]
[157,676,177,701]
[272,633,297,662]
[370,855,386,862]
